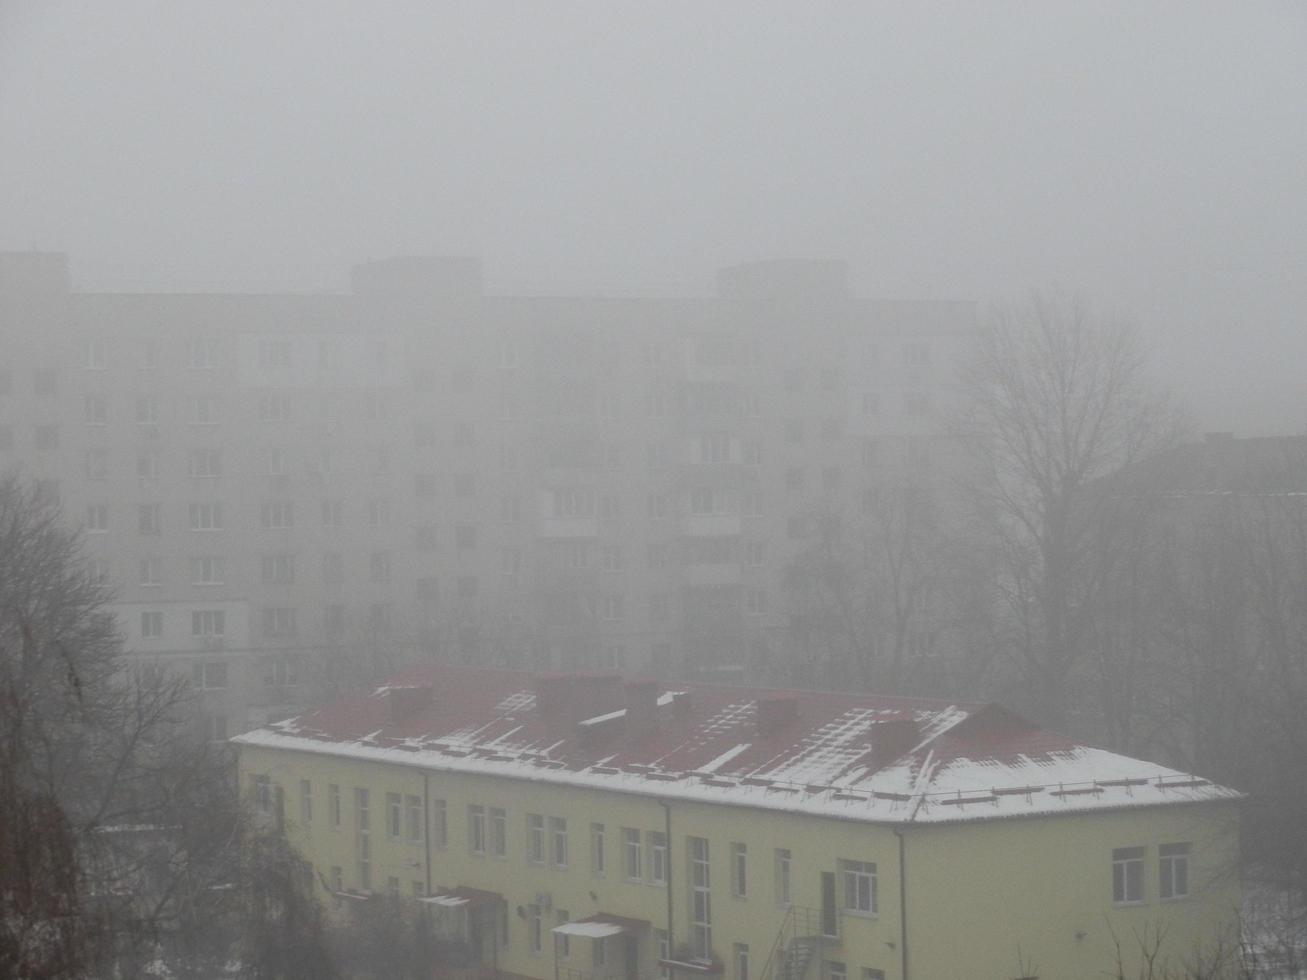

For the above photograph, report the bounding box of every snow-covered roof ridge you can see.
[232,665,1242,825]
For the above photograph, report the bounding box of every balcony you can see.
[684,563,741,587]
[681,514,741,537]
[539,517,600,539]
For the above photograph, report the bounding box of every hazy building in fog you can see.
[0,251,973,737]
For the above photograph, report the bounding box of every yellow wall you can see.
[238,745,1240,980]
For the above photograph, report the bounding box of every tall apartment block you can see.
[0,251,974,739]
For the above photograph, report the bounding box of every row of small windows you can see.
[1112,843,1191,904]
[34,336,931,378]
[139,602,397,643]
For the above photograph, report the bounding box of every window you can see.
[786,467,804,493]
[89,559,110,586]
[617,827,642,881]
[189,502,223,531]
[34,370,57,397]
[500,496,521,523]
[861,392,880,415]
[256,391,291,423]
[745,541,766,567]
[861,439,879,466]
[262,607,297,637]
[732,842,748,897]
[784,418,803,443]
[191,394,222,425]
[187,338,219,369]
[861,970,885,980]
[490,807,507,857]
[734,944,749,980]
[82,452,107,486]
[455,473,476,497]
[137,453,159,480]
[329,784,342,830]
[822,466,842,492]
[455,524,477,549]
[83,337,108,369]
[35,425,59,451]
[650,593,671,624]
[527,814,545,864]
[191,555,225,585]
[745,589,768,616]
[827,962,846,980]
[593,935,608,969]
[365,390,389,421]
[263,553,295,585]
[262,501,294,529]
[86,504,108,533]
[135,395,159,425]
[591,823,606,877]
[1159,843,1190,900]
[657,930,671,980]
[251,774,272,813]
[138,503,162,535]
[556,910,571,959]
[355,788,371,891]
[840,860,877,914]
[321,500,344,527]
[192,661,228,690]
[601,545,623,573]
[432,798,447,847]
[689,837,712,958]
[84,394,108,425]
[329,866,343,892]
[1113,846,1145,903]
[191,609,226,638]
[264,655,298,687]
[742,491,763,516]
[550,816,568,868]
[648,831,667,886]
[529,904,543,954]
[602,595,624,621]
[258,339,292,370]
[139,557,162,587]
[405,795,423,844]
[188,448,222,478]
[775,849,791,907]
[905,391,930,416]
[369,552,392,584]
[140,611,163,639]
[904,342,930,366]
[646,443,668,471]
[300,780,313,826]
[387,793,403,841]
[701,432,732,463]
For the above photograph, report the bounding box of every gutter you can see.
[892,828,909,980]
[659,800,675,977]
[423,771,432,896]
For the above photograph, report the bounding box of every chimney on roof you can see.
[756,695,799,737]
[869,719,920,768]
[671,691,693,719]
[625,680,661,740]
[388,684,434,723]
[535,672,623,729]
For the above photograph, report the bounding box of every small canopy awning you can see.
[552,913,649,938]
[420,885,502,908]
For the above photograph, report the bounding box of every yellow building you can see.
[234,667,1243,980]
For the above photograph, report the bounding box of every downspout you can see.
[659,800,674,978]
[423,771,432,895]
[891,829,908,980]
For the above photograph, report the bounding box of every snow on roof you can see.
[233,666,1241,826]
[553,920,627,939]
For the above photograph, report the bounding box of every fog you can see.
[2,1,1305,433]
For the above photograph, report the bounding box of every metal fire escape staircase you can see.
[757,907,838,980]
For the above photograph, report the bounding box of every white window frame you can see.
[1113,846,1146,904]
[840,859,877,915]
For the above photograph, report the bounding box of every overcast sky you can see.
[2,2,1304,435]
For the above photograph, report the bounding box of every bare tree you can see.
[957,292,1183,730]
[0,474,336,977]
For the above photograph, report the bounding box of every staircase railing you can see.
[756,906,837,980]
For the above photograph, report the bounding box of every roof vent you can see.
[756,695,799,736]
[625,679,661,740]
[388,684,434,723]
